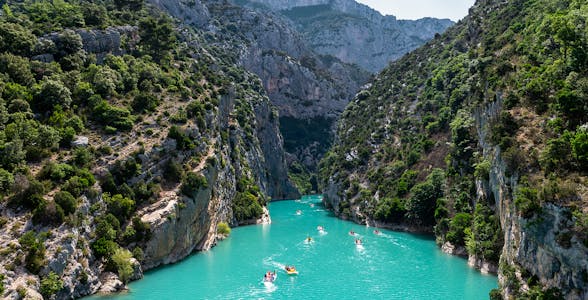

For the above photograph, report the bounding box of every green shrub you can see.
[32,201,65,226]
[19,231,46,274]
[132,92,159,112]
[181,172,208,196]
[232,191,263,222]
[0,168,14,194]
[91,237,117,259]
[0,273,5,294]
[163,159,183,184]
[374,197,405,223]
[515,187,540,218]
[217,222,231,235]
[105,193,135,223]
[40,272,63,299]
[10,176,46,209]
[167,125,194,150]
[111,247,133,283]
[54,191,77,215]
[132,247,144,262]
[38,162,75,183]
[446,213,472,245]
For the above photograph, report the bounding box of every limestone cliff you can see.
[150,0,371,188]
[237,0,454,72]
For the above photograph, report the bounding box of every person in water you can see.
[349,230,355,235]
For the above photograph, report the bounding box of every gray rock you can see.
[98,272,125,293]
[71,136,89,148]
[240,0,454,72]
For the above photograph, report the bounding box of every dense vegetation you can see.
[320,0,587,297]
[0,0,273,296]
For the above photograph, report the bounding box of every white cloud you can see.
[355,0,476,21]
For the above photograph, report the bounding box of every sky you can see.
[355,0,476,21]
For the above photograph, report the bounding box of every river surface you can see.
[90,195,497,299]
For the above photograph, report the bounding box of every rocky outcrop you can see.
[33,26,138,63]
[239,0,454,72]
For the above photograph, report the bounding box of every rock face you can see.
[151,0,371,181]
[238,0,454,72]
[34,26,138,63]
[476,104,588,298]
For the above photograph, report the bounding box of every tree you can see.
[34,78,73,113]
[0,22,37,56]
[105,193,135,222]
[217,222,231,235]
[0,53,35,86]
[139,16,176,61]
[446,212,472,245]
[406,169,445,226]
[571,130,588,169]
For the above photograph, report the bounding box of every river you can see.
[89,195,497,299]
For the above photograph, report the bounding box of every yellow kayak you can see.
[285,267,299,275]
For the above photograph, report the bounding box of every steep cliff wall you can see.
[238,0,454,72]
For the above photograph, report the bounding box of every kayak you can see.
[285,268,299,275]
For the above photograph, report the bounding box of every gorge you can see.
[0,0,586,299]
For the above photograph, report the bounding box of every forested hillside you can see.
[320,0,587,298]
[0,0,296,298]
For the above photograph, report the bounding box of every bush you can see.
[33,78,73,113]
[91,237,117,259]
[167,126,194,150]
[446,213,472,245]
[515,187,540,218]
[32,201,65,226]
[19,231,46,274]
[374,197,405,223]
[54,191,77,215]
[38,162,75,183]
[0,273,5,294]
[111,247,133,283]
[0,168,14,194]
[105,193,135,222]
[40,272,63,299]
[92,100,134,131]
[132,92,159,112]
[132,247,144,262]
[181,172,208,196]
[217,222,231,235]
[73,147,94,168]
[163,159,183,184]
[232,191,263,222]
[10,176,45,209]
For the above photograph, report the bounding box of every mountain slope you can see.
[236,0,454,72]
[320,0,588,298]
[0,0,298,298]
[149,0,371,193]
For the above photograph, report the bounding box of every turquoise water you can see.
[90,195,497,299]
